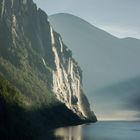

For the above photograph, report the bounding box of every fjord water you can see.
[52,121,140,140]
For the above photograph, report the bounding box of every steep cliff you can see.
[50,27,95,120]
[0,0,96,137]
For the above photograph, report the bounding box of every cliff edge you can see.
[0,0,96,139]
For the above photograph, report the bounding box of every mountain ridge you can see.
[50,13,140,41]
[50,13,119,39]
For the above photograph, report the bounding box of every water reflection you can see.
[52,121,140,140]
[54,124,86,140]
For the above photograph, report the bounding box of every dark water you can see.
[51,121,140,140]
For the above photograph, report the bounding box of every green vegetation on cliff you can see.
[0,75,83,140]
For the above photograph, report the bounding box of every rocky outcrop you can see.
[0,0,96,122]
[50,27,95,120]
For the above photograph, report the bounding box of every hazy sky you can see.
[33,0,140,120]
[34,0,140,39]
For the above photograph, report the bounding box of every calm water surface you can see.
[52,121,140,140]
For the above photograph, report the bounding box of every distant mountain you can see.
[94,76,140,113]
[0,1,96,139]
[49,13,140,93]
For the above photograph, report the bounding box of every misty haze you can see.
[0,0,140,140]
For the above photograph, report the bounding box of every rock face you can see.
[50,26,95,120]
[0,0,96,122]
